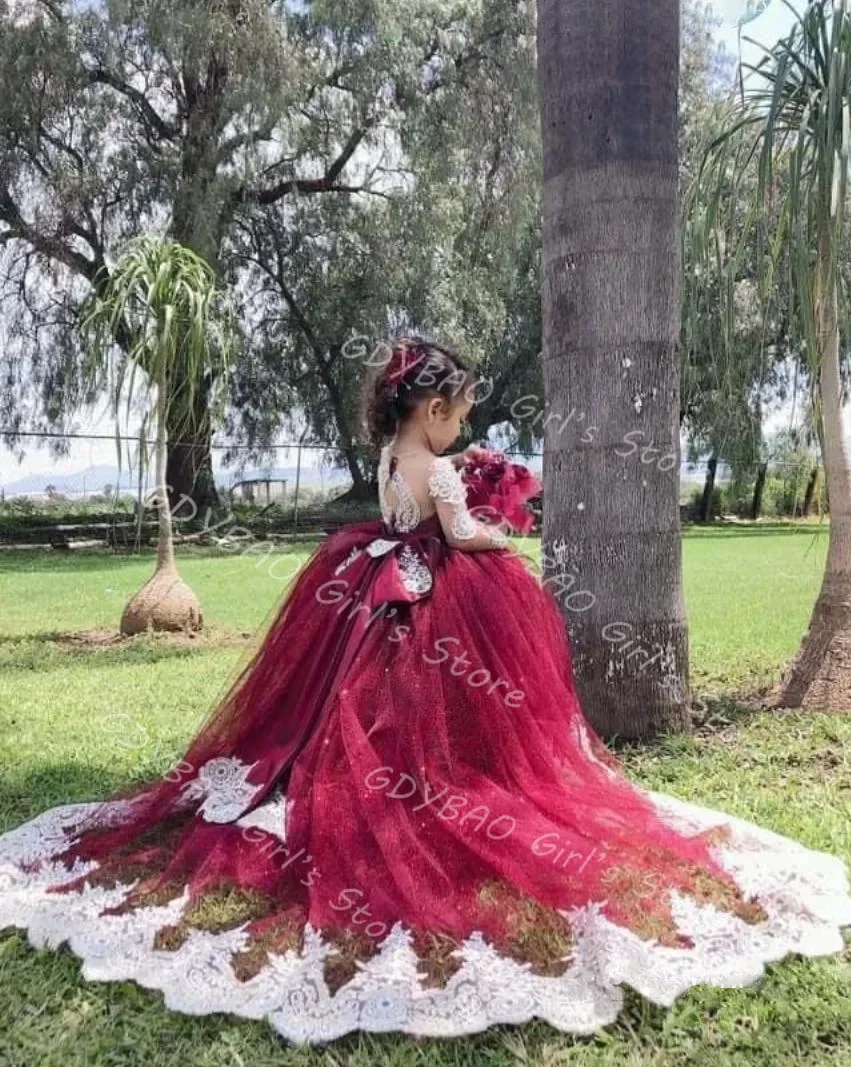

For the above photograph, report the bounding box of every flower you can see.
[461,450,541,534]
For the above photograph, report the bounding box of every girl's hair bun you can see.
[362,335,472,449]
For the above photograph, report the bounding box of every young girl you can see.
[1,337,849,1044]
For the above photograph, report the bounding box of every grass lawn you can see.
[1,523,850,1066]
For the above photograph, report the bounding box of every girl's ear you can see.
[425,397,446,423]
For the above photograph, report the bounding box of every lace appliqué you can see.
[428,456,467,507]
[389,470,421,532]
[378,444,421,533]
[181,757,261,823]
[377,444,392,525]
[428,457,480,542]
[451,509,479,540]
[398,545,433,596]
[428,458,509,547]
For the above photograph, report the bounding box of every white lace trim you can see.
[1,791,849,1043]
[181,757,261,823]
[427,456,467,507]
[389,471,421,532]
[377,444,393,526]
[486,524,509,548]
[365,538,399,558]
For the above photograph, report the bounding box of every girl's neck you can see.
[392,424,434,456]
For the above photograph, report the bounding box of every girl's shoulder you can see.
[385,446,449,478]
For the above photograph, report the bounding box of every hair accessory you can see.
[384,342,428,387]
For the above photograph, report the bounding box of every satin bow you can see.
[327,520,442,607]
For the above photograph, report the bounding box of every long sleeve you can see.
[427,456,509,552]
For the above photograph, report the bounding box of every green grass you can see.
[1,523,850,1067]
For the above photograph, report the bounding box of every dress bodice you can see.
[377,443,424,533]
[377,441,508,546]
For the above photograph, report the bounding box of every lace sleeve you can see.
[377,444,392,526]
[427,457,508,550]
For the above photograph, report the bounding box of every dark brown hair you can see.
[362,335,475,450]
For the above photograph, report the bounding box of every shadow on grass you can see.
[603,695,771,757]
[0,627,256,675]
[683,521,828,539]
[0,761,159,831]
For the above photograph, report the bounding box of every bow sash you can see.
[326,518,443,606]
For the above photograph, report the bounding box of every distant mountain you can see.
[2,453,715,499]
[0,463,349,497]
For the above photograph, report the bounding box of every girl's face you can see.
[422,394,473,454]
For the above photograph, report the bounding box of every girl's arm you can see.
[428,457,508,552]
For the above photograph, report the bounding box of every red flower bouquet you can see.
[461,449,541,534]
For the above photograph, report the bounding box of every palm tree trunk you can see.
[774,232,851,709]
[120,370,203,636]
[156,373,176,571]
[537,0,688,738]
[165,51,230,517]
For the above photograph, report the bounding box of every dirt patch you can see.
[50,627,254,653]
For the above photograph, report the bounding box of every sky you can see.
[0,1,816,492]
[714,0,799,62]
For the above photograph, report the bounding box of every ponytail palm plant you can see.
[81,235,238,635]
[692,0,851,709]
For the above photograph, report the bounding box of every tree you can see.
[681,88,793,512]
[0,0,742,509]
[696,0,851,710]
[227,0,544,487]
[238,0,736,492]
[0,0,427,507]
[537,0,687,738]
[80,235,237,635]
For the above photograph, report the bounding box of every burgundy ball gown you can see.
[1,448,850,1045]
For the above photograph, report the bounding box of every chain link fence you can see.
[0,429,826,549]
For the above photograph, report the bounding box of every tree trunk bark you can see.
[537,0,688,738]
[155,374,176,571]
[165,376,220,519]
[773,231,851,710]
[751,461,768,520]
[700,453,718,522]
[317,347,369,497]
[801,465,819,517]
[165,54,231,516]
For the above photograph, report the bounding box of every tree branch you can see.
[214,120,276,165]
[87,68,180,142]
[0,186,96,281]
[229,116,373,209]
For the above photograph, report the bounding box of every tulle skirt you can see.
[1,518,850,1043]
